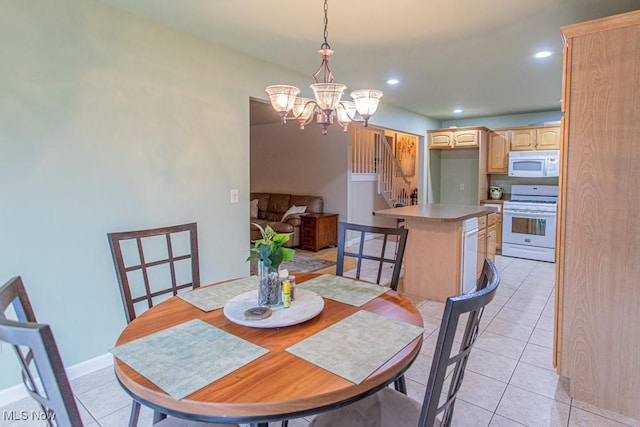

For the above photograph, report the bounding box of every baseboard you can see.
[0,353,113,407]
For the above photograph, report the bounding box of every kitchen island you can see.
[374,204,496,302]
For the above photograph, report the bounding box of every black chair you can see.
[308,259,500,427]
[335,222,409,292]
[108,222,201,324]
[0,276,239,427]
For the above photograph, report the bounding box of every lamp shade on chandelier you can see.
[265,0,383,135]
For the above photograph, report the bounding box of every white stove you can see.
[502,185,558,262]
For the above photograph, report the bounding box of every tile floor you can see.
[2,254,639,426]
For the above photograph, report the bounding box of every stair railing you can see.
[351,127,411,207]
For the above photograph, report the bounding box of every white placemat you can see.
[286,310,423,384]
[111,319,268,399]
[178,276,259,311]
[297,274,388,306]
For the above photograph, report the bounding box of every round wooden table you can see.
[113,273,424,426]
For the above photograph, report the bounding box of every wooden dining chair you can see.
[108,222,201,324]
[336,222,409,292]
[0,276,84,427]
[335,221,409,394]
[108,222,202,425]
[308,259,500,427]
[0,276,239,427]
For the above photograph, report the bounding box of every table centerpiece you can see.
[248,224,295,307]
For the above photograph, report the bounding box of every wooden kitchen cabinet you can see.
[488,126,559,172]
[510,128,537,150]
[300,213,338,252]
[429,131,454,148]
[477,213,497,278]
[487,130,510,173]
[476,226,486,278]
[428,127,488,149]
[487,215,497,261]
[481,202,503,252]
[556,10,640,419]
[536,126,561,149]
[509,125,561,151]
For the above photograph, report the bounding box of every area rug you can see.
[249,254,336,275]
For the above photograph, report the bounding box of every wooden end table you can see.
[300,213,338,251]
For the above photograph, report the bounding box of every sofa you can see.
[250,192,324,248]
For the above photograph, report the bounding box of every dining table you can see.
[112,272,425,426]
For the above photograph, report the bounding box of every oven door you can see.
[503,207,557,248]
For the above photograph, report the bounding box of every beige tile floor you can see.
[2,253,639,426]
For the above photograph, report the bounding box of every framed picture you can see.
[394,133,417,177]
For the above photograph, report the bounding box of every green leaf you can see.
[272,233,291,245]
[281,247,295,262]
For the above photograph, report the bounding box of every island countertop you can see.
[373,204,497,223]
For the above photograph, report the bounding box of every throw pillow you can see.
[281,205,307,222]
[250,199,259,218]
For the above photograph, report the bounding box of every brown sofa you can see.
[250,193,324,248]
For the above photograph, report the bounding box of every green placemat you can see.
[286,310,423,384]
[111,319,268,399]
[297,274,388,306]
[178,276,259,311]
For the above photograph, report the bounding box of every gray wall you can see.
[250,122,350,219]
[442,110,562,128]
[0,0,437,391]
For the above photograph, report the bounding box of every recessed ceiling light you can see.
[453,109,463,113]
[534,50,553,59]
[386,79,399,85]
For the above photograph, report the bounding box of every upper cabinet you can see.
[536,126,562,149]
[487,125,561,174]
[428,127,489,149]
[509,125,561,151]
[487,130,510,174]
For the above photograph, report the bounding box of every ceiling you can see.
[99,0,639,122]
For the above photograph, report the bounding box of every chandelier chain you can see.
[321,0,330,49]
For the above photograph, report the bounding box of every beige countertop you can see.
[373,204,497,223]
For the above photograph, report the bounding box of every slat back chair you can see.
[309,259,500,427]
[108,222,200,323]
[420,258,499,426]
[0,276,83,427]
[335,222,409,291]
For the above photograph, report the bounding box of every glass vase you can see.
[257,261,281,307]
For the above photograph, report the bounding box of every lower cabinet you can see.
[477,213,498,278]
[481,202,503,252]
[477,225,487,279]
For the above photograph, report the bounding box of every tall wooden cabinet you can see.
[556,10,640,419]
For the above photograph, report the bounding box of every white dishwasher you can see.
[461,217,479,294]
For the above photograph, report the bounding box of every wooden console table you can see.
[300,213,338,251]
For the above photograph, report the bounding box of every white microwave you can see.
[508,150,560,178]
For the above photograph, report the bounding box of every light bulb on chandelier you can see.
[265,0,383,135]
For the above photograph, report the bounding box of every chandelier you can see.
[265,0,383,135]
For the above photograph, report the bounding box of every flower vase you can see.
[257,261,281,307]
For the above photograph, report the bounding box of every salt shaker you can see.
[288,275,296,300]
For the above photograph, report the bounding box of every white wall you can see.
[349,180,397,229]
